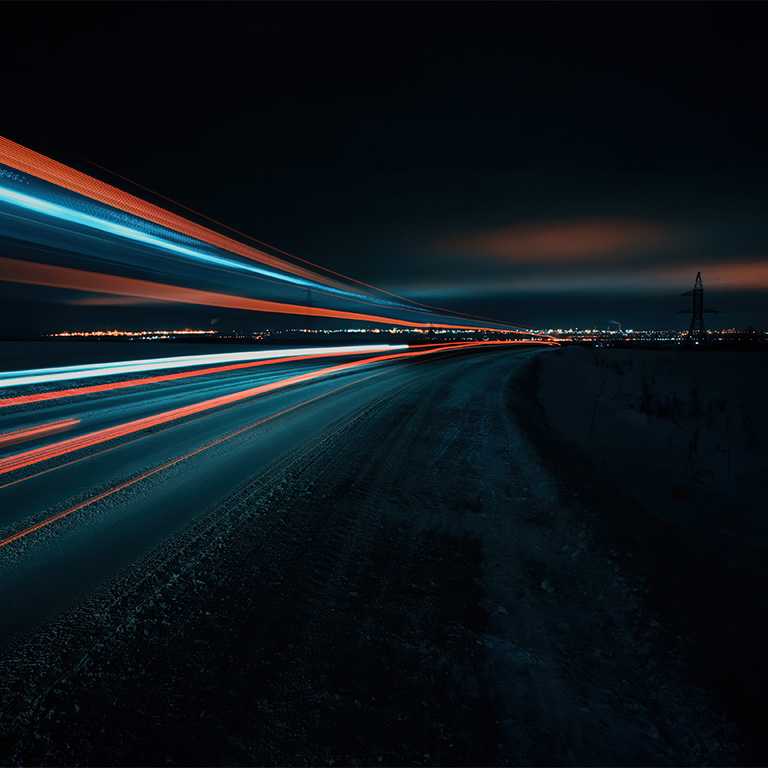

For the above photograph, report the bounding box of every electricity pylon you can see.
[305,289,314,332]
[676,272,719,343]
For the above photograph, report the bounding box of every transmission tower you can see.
[305,289,313,332]
[676,272,719,343]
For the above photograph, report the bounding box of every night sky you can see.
[1,1,767,333]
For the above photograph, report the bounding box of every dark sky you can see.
[1,1,767,332]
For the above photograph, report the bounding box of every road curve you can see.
[0,343,538,649]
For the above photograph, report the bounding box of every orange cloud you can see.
[439,217,680,263]
[655,261,768,292]
[391,259,768,298]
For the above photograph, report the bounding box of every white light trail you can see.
[0,184,418,311]
[0,344,409,388]
[0,185,328,290]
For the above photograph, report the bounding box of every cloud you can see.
[655,261,768,292]
[437,217,683,264]
[392,259,768,298]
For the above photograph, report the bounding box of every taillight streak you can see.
[0,419,80,448]
[0,366,393,549]
[0,350,393,408]
[0,343,497,476]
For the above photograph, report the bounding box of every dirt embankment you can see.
[515,345,768,764]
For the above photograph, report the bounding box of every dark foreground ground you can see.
[0,347,761,766]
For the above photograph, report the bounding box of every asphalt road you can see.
[0,343,538,650]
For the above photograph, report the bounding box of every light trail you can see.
[0,340,552,547]
[0,342,498,407]
[0,136,346,292]
[0,342,546,493]
[0,342,515,477]
[0,184,402,309]
[0,350,445,549]
[0,377,374,550]
[0,137,549,335]
[0,344,406,388]
[0,255,520,332]
[0,418,80,449]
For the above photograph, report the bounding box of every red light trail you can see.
[0,349,390,408]
[0,342,530,478]
[0,347,461,549]
[0,136,344,292]
[0,373,384,550]
[0,255,526,333]
[0,136,547,335]
[0,418,80,448]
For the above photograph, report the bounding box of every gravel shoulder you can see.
[0,348,742,766]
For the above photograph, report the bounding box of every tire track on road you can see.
[0,349,551,766]
[0,359,445,747]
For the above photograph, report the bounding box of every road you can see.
[0,342,532,649]
[0,341,737,767]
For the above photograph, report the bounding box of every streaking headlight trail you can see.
[0,141,410,312]
[0,136,545,334]
[0,344,407,388]
[0,183,414,311]
[0,137,348,291]
[0,343,497,477]
[0,185,323,291]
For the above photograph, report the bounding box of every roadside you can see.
[511,345,767,764]
[0,348,741,765]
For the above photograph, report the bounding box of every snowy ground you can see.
[0,346,759,765]
[519,344,768,764]
[534,345,766,538]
